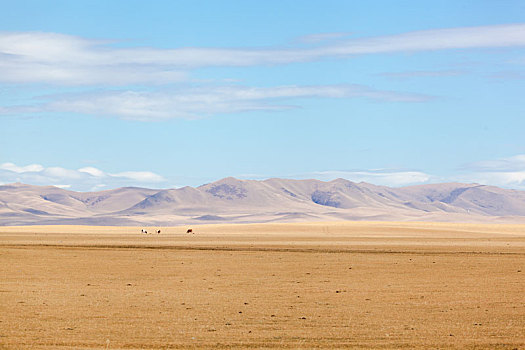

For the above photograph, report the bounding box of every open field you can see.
[1,222,524,349]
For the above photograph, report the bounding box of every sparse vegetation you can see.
[0,222,524,349]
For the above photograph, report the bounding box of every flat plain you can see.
[1,222,524,349]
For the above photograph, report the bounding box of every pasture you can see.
[1,222,524,349]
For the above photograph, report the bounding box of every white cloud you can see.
[0,162,44,173]
[109,171,165,183]
[78,166,105,177]
[42,166,84,179]
[0,162,167,191]
[1,24,525,85]
[1,84,430,121]
[3,158,525,191]
[458,154,525,189]
[470,171,525,187]
[464,154,525,172]
[304,169,433,187]
[241,164,525,190]
[0,32,187,85]
[54,184,72,189]
[455,171,525,190]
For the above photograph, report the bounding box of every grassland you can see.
[1,222,524,349]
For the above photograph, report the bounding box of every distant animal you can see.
[186,228,193,234]
[156,229,161,234]
[141,229,149,234]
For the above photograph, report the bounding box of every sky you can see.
[1,0,525,191]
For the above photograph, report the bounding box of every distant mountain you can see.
[1,178,525,225]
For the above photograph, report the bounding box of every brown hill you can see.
[1,178,525,225]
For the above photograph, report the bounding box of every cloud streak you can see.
[464,154,525,172]
[0,84,431,120]
[309,170,433,187]
[458,154,525,189]
[287,154,525,189]
[1,23,525,85]
[461,171,525,189]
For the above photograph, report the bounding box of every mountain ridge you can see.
[1,178,525,225]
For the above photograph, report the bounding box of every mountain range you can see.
[2,177,525,225]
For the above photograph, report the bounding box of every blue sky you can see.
[1,0,525,191]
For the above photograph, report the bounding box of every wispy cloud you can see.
[379,70,465,79]
[0,162,44,173]
[3,158,525,190]
[0,32,187,85]
[0,162,167,191]
[460,171,525,189]
[110,171,165,182]
[0,84,431,121]
[458,154,525,189]
[296,32,353,44]
[236,169,435,187]
[464,154,525,172]
[309,169,433,187]
[1,23,524,85]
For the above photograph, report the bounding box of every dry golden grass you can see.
[1,222,524,349]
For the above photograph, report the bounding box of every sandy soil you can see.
[1,222,524,349]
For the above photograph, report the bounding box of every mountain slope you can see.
[1,179,525,225]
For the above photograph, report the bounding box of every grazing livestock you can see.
[186,229,193,234]
[141,229,148,234]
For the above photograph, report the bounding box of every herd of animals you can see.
[140,228,194,234]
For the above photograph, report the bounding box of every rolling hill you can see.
[1,178,525,225]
